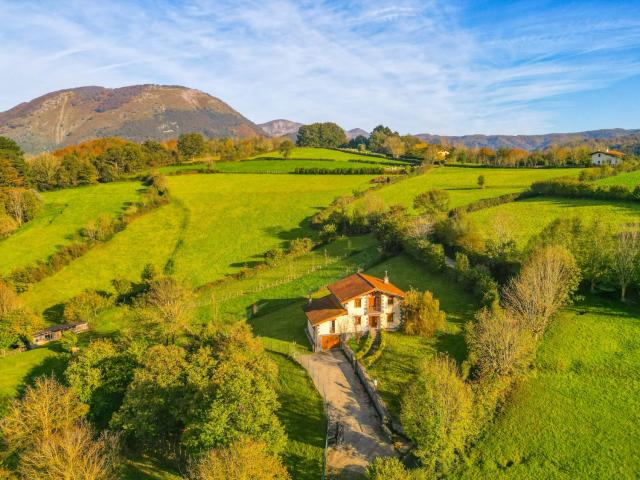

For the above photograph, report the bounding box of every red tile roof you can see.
[303,295,347,326]
[593,150,625,158]
[327,272,405,302]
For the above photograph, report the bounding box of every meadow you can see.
[469,197,640,248]
[458,297,640,479]
[251,146,408,164]
[352,166,583,213]
[594,169,640,187]
[164,173,375,286]
[0,181,142,275]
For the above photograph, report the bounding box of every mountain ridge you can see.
[0,84,264,153]
[415,128,640,151]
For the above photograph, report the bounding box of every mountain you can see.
[258,119,303,137]
[415,128,640,151]
[0,85,265,153]
[346,128,369,140]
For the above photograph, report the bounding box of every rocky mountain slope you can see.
[0,84,265,153]
[258,119,303,137]
[416,128,640,151]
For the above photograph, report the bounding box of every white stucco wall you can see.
[592,153,621,166]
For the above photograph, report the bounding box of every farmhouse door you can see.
[321,334,341,350]
[370,315,379,329]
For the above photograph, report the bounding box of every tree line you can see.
[0,265,293,479]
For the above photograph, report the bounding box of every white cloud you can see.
[0,0,639,134]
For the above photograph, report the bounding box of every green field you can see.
[16,174,374,314]
[165,174,375,286]
[214,158,400,173]
[594,169,640,187]
[0,182,142,275]
[469,197,640,248]
[458,297,640,479]
[353,166,583,213]
[251,146,407,164]
[21,202,183,315]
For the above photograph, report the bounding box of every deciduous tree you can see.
[402,289,445,337]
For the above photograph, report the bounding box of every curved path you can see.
[299,350,396,477]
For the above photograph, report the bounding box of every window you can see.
[354,298,362,308]
[389,296,395,305]
[355,316,361,326]
[330,321,336,334]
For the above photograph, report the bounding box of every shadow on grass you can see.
[436,331,468,364]
[19,344,69,397]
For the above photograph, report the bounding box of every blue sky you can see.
[1,0,639,135]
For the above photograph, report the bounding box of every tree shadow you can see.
[18,345,69,397]
[43,303,65,323]
[435,331,468,365]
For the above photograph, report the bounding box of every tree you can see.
[65,338,139,427]
[612,229,640,301]
[278,139,294,159]
[402,289,446,337]
[190,438,290,480]
[466,307,534,378]
[63,290,111,323]
[401,355,473,474]
[383,136,405,158]
[577,220,613,292]
[477,174,485,189]
[0,136,26,180]
[0,377,88,456]
[112,325,285,459]
[0,282,42,351]
[413,189,450,216]
[0,157,22,187]
[17,420,121,480]
[27,153,61,190]
[137,276,193,343]
[178,133,206,161]
[3,188,43,226]
[503,245,580,337]
[368,125,396,153]
[296,123,347,148]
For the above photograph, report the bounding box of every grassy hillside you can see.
[458,297,640,479]
[469,197,640,248]
[21,202,184,315]
[594,169,640,187]
[214,158,398,173]
[251,146,407,163]
[352,166,583,213]
[0,182,141,275]
[165,174,375,286]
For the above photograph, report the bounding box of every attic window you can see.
[355,298,362,308]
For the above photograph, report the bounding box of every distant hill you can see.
[415,128,640,151]
[346,128,369,140]
[0,84,265,153]
[258,119,303,138]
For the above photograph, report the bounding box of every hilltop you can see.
[0,84,264,153]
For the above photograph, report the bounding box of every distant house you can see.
[591,149,625,166]
[31,322,89,347]
[303,272,404,351]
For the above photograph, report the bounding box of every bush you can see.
[287,237,314,256]
[264,248,285,265]
[355,332,374,360]
[402,289,446,337]
[366,457,413,480]
[293,166,385,175]
[401,355,473,474]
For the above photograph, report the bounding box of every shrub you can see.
[402,289,446,337]
[287,237,314,256]
[355,332,374,360]
[366,457,413,480]
[264,248,286,265]
[401,355,473,474]
[364,330,386,367]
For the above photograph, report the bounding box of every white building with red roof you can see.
[591,149,625,166]
[303,271,405,351]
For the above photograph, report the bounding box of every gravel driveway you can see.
[299,349,397,477]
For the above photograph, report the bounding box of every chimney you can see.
[384,270,389,284]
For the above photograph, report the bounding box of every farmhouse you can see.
[591,149,625,165]
[303,272,404,351]
[31,321,89,347]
